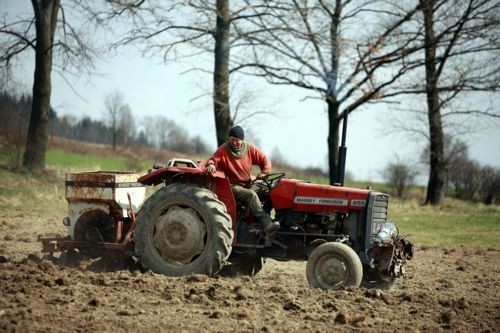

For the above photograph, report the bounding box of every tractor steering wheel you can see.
[252,172,285,191]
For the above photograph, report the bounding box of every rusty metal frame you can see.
[38,192,139,255]
[38,234,135,254]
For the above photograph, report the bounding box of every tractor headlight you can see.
[374,221,397,243]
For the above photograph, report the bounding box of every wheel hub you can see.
[316,255,348,288]
[153,206,206,265]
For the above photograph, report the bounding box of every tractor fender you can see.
[138,166,237,228]
[138,165,206,186]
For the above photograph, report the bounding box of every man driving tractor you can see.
[204,125,280,244]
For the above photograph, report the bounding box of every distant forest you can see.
[0,91,211,155]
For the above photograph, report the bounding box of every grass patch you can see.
[0,146,151,173]
[46,150,150,172]
[389,198,500,249]
[0,167,66,214]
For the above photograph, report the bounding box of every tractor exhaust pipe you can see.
[336,146,347,186]
[335,109,348,186]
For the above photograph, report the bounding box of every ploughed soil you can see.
[0,208,499,333]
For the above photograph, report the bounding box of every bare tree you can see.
[119,104,136,146]
[424,136,499,203]
[212,0,232,145]
[442,137,468,190]
[143,115,174,149]
[24,0,60,169]
[192,135,210,155]
[420,0,446,204]
[382,158,418,197]
[421,0,499,204]
[0,1,98,170]
[142,114,203,153]
[421,135,469,189]
[104,90,129,150]
[388,0,500,204]
[448,155,483,200]
[234,0,423,185]
[479,166,500,205]
[101,0,270,147]
[0,92,31,170]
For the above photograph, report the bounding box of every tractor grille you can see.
[371,194,389,234]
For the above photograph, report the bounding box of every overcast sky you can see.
[2,1,499,182]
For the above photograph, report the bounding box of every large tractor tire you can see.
[135,183,233,277]
[306,242,363,290]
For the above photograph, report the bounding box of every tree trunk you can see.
[23,0,60,170]
[112,130,117,150]
[112,115,117,150]
[326,2,342,186]
[421,0,445,205]
[213,0,232,146]
[327,99,341,185]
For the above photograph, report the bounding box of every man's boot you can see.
[261,215,279,246]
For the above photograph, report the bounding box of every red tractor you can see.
[39,107,412,289]
[131,158,413,290]
[39,157,413,290]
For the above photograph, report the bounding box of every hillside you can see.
[48,137,194,167]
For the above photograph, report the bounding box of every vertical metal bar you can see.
[336,110,348,186]
[121,192,137,244]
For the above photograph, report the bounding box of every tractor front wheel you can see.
[306,242,362,290]
[135,183,233,276]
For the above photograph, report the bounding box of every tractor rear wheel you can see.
[135,183,233,276]
[306,242,362,290]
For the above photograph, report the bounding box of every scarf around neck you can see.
[225,141,248,159]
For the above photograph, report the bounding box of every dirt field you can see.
[1,207,499,333]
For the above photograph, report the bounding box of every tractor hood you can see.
[270,179,370,213]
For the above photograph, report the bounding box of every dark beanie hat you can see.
[228,126,244,140]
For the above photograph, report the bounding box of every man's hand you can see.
[256,173,267,180]
[205,163,216,174]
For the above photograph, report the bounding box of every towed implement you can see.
[39,171,145,255]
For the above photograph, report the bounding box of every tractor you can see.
[41,157,413,290]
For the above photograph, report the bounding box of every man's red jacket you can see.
[207,143,271,186]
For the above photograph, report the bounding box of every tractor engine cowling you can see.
[269,179,413,275]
